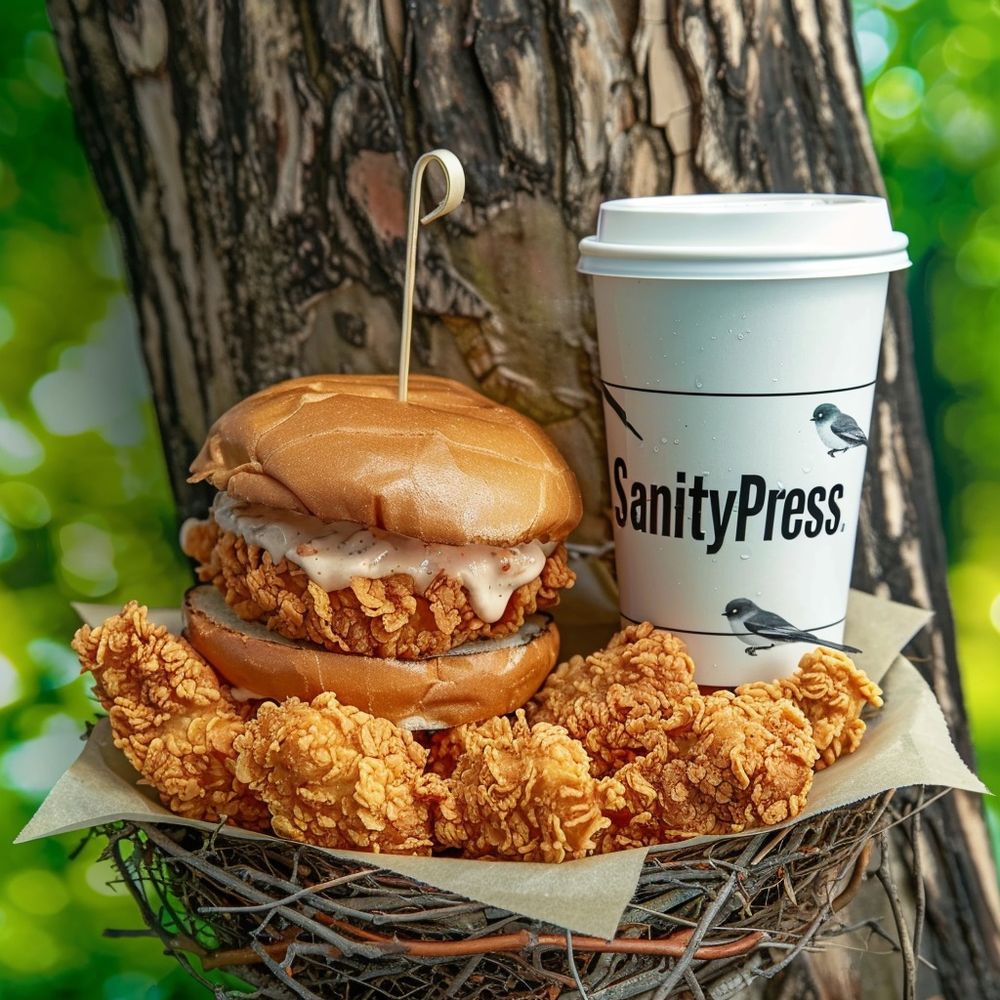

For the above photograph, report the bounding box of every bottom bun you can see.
[182,585,559,730]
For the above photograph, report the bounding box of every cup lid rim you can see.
[579,194,910,275]
[595,193,889,213]
[577,233,910,261]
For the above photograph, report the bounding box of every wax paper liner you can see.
[16,587,988,939]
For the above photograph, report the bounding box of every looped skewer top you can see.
[398,149,466,402]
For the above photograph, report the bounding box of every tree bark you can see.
[48,0,1000,995]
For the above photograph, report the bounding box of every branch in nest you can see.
[191,922,765,970]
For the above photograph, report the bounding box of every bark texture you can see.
[48,0,1000,996]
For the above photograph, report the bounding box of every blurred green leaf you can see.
[862,0,1000,827]
[0,3,200,996]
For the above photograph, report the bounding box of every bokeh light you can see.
[857,0,1000,845]
[0,5,207,997]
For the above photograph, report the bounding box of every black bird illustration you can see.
[600,382,643,441]
[811,403,867,457]
[722,598,862,656]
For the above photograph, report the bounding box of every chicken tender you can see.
[604,693,817,850]
[737,647,883,769]
[527,622,700,775]
[72,603,267,830]
[432,711,626,862]
[183,519,573,659]
[234,693,443,854]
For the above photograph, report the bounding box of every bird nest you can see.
[90,788,925,1000]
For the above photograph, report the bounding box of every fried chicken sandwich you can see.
[179,373,582,729]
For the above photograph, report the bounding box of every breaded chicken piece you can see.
[527,622,700,775]
[432,711,626,862]
[604,693,817,850]
[72,603,268,830]
[737,647,883,769]
[182,519,573,660]
[234,694,443,854]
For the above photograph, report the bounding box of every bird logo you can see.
[600,382,643,441]
[811,403,867,457]
[722,598,862,656]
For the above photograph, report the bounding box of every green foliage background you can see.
[0,1,996,996]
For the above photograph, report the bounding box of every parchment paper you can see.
[16,589,988,940]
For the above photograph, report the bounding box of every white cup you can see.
[579,195,910,685]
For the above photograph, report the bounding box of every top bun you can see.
[189,374,582,547]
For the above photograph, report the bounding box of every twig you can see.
[880,787,951,834]
[875,831,917,1000]
[649,872,742,999]
[566,929,592,1000]
[909,790,927,967]
[234,865,394,924]
[444,954,483,997]
[832,839,873,912]
[249,939,322,1000]
[755,907,827,979]
[684,965,707,1000]
[198,870,373,914]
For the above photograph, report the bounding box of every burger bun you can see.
[182,585,559,730]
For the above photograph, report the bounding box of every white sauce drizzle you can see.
[208,493,555,624]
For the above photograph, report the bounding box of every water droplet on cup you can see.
[695,379,704,389]
[801,465,812,474]
[660,437,668,444]
[737,332,745,341]
[673,438,680,445]
[739,552,751,561]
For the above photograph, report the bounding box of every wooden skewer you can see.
[398,149,466,402]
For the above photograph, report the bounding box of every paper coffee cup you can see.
[579,195,910,685]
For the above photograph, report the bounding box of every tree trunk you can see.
[48,0,1000,995]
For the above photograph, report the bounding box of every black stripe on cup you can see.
[599,378,876,399]
[619,612,848,638]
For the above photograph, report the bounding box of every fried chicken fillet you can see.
[72,603,267,830]
[737,647,884,769]
[182,518,573,660]
[234,693,443,854]
[431,711,626,862]
[604,693,818,849]
[527,622,700,775]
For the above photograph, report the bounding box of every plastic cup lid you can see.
[578,194,911,279]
